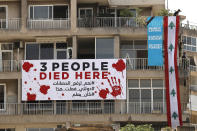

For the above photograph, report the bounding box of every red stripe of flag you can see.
[164,16,171,127]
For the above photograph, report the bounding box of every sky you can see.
[168,0,197,24]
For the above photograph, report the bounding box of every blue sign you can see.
[147,16,163,66]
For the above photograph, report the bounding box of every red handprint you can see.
[107,77,122,98]
[97,87,109,99]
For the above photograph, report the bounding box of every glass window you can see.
[40,128,54,131]
[0,85,5,109]
[141,89,151,102]
[30,6,33,19]
[26,44,39,60]
[153,89,163,102]
[182,36,186,44]
[0,7,6,19]
[152,79,163,88]
[1,44,13,50]
[96,38,114,59]
[140,79,151,88]
[27,129,39,131]
[192,47,196,52]
[187,37,191,45]
[57,51,67,59]
[192,38,196,46]
[128,79,139,88]
[120,50,136,58]
[134,40,147,49]
[120,41,133,49]
[40,43,54,59]
[53,5,68,19]
[33,6,50,19]
[56,43,67,49]
[129,89,140,102]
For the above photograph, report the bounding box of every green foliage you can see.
[120,124,154,131]
[119,9,134,17]
[157,9,173,16]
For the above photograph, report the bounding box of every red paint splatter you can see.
[27,93,36,101]
[95,91,97,93]
[34,78,37,80]
[24,81,27,84]
[40,85,50,95]
[29,88,32,91]
[22,62,33,72]
[101,82,104,85]
[107,77,122,98]
[48,97,51,100]
[34,69,37,71]
[112,59,126,77]
[62,93,64,96]
[98,88,109,99]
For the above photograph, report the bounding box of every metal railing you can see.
[0,58,191,72]
[126,58,190,71]
[78,17,145,28]
[0,60,21,72]
[0,102,187,116]
[0,18,20,30]
[27,18,70,29]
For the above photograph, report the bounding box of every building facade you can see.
[0,0,191,131]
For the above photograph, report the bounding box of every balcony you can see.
[78,17,145,28]
[0,58,191,73]
[27,19,70,30]
[0,18,20,30]
[0,102,180,116]
[0,60,21,72]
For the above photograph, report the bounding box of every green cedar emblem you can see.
[169,21,175,29]
[169,66,174,74]
[169,43,174,52]
[172,112,178,120]
[170,88,176,97]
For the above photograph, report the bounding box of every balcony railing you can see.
[0,102,188,116]
[0,58,191,72]
[27,18,70,29]
[0,60,21,72]
[126,58,190,71]
[78,17,145,28]
[0,18,20,30]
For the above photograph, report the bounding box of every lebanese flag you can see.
[164,16,183,128]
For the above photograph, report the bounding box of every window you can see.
[29,5,69,20]
[0,6,7,28]
[0,129,15,131]
[0,84,6,110]
[128,79,165,114]
[26,43,71,60]
[27,128,54,131]
[183,36,197,52]
[79,8,93,18]
[77,38,114,59]
[96,38,114,59]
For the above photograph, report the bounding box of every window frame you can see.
[0,5,8,28]
[0,83,6,111]
[78,8,93,18]
[127,78,165,113]
[29,4,69,20]
[183,35,197,52]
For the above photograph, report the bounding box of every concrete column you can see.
[114,35,120,58]
[16,126,26,131]
[71,0,77,32]
[21,0,28,32]
[72,36,77,59]
[18,78,21,114]
[18,78,21,103]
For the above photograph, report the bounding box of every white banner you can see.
[22,59,126,101]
